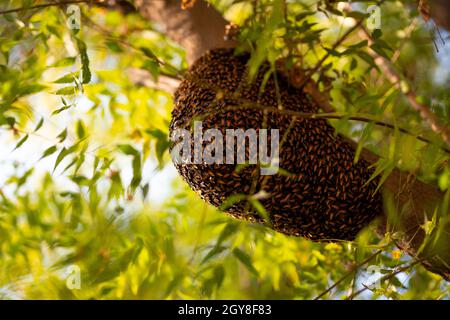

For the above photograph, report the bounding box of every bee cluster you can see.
[170,48,382,241]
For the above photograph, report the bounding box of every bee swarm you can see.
[170,48,382,241]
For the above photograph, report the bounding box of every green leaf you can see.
[143,60,160,80]
[13,134,28,151]
[54,148,68,172]
[118,144,139,156]
[325,47,341,57]
[56,128,68,142]
[5,117,15,128]
[374,39,393,52]
[108,171,123,199]
[216,223,239,246]
[164,274,184,297]
[232,248,259,277]
[356,51,379,71]
[348,40,368,50]
[155,139,169,168]
[130,154,142,192]
[70,175,90,186]
[389,276,407,289]
[46,24,62,39]
[54,147,76,172]
[140,47,159,62]
[146,128,167,140]
[370,44,391,60]
[105,40,123,53]
[366,159,395,194]
[76,120,86,139]
[147,129,169,166]
[350,58,358,70]
[372,29,383,39]
[52,105,72,115]
[295,11,315,21]
[54,86,77,95]
[40,146,58,159]
[201,246,228,265]
[76,38,91,84]
[219,194,247,210]
[346,11,368,20]
[53,72,79,84]
[141,183,149,200]
[62,157,78,174]
[17,84,47,97]
[249,199,270,222]
[74,153,86,175]
[33,118,44,132]
[49,57,76,68]
[354,122,374,164]
[212,265,225,289]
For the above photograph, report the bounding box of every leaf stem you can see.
[314,249,382,300]
[0,0,90,15]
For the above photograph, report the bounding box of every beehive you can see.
[169,48,382,241]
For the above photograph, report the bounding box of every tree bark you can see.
[429,0,450,31]
[135,0,236,64]
[136,0,450,281]
[357,144,450,281]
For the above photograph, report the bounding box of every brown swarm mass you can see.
[169,48,382,241]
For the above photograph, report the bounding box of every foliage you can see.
[0,0,449,299]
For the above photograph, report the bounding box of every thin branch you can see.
[345,258,424,300]
[391,19,418,64]
[314,249,383,300]
[0,0,90,15]
[127,68,180,94]
[299,0,386,88]
[356,16,450,148]
[81,11,184,77]
[176,71,450,154]
[304,3,450,149]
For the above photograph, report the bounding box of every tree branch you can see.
[127,67,180,94]
[428,0,450,31]
[0,0,90,15]
[345,258,424,300]
[314,249,383,300]
[135,0,237,64]
[358,26,450,148]
[299,0,386,88]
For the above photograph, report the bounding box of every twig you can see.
[358,20,450,148]
[127,68,181,94]
[391,19,418,63]
[314,249,383,300]
[81,11,183,77]
[310,3,450,148]
[167,65,450,154]
[345,258,424,300]
[0,0,90,15]
[299,0,386,88]
[186,98,450,155]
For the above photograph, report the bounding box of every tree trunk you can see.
[135,0,236,64]
[430,0,450,31]
[135,0,450,281]
[358,144,450,281]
